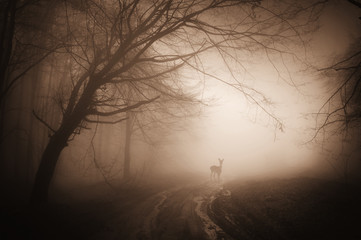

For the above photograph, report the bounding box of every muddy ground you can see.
[211,177,361,240]
[2,175,361,239]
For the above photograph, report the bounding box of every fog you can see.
[44,1,360,192]
[2,1,361,239]
[165,1,361,180]
[0,0,360,205]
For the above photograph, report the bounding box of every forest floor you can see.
[2,174,361,239]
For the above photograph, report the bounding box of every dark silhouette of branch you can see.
[32,110,56,133]
[84,117,128,124]
[88,96,160,117]
[0,45,61,103]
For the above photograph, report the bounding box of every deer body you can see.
[210,158,224,182]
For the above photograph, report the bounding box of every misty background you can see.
[0,0,360,204]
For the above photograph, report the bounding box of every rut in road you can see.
[138,182,233,240]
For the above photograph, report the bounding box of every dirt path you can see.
[10,177,359,239]
[142,182,232,240]
[91,181,234,240]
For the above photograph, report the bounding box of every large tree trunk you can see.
[0,0,16,97]
[30,80,96,205]
[30,105,85,205]
[30,128,71,205]
[0,0,16,145]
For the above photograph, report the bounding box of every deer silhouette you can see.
[210,158,224,182]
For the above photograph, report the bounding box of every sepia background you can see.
[1,0,361,239]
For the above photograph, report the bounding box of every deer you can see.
[210,158,224,182]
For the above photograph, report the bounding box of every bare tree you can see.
[27,0,324,204]
[0,0,72,198]
[121,85,201,180]
[313,47,361,139]
[0,0,61,105]
[311,1,361,180]
[115,56,201,180]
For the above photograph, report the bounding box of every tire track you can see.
[139,190,170,239]
[137,182,233,240]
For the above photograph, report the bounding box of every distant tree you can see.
[28,0,325,204]
[121,87,200,180]
[0,0,69,194]
[0,0,17,101]
[0,0,62,143]
[314,45,361,138]
[117,58,200,180]
[312,0,361,180]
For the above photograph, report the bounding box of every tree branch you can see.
[32,110,56,133]
[88,95,160,117]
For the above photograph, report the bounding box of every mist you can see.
[1,0,361,239]
[53,0,359,185]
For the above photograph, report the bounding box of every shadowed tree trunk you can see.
[0,0,16,146]
[30,129,71,204]
[0,1,63,196]
[0,0,16,97]
[30,81,94,204]
[30,119,82,204]
[31,78,158,204]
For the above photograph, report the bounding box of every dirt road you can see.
[8,177,360,239]
[86,177,361,240]
[90,181,233,240]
